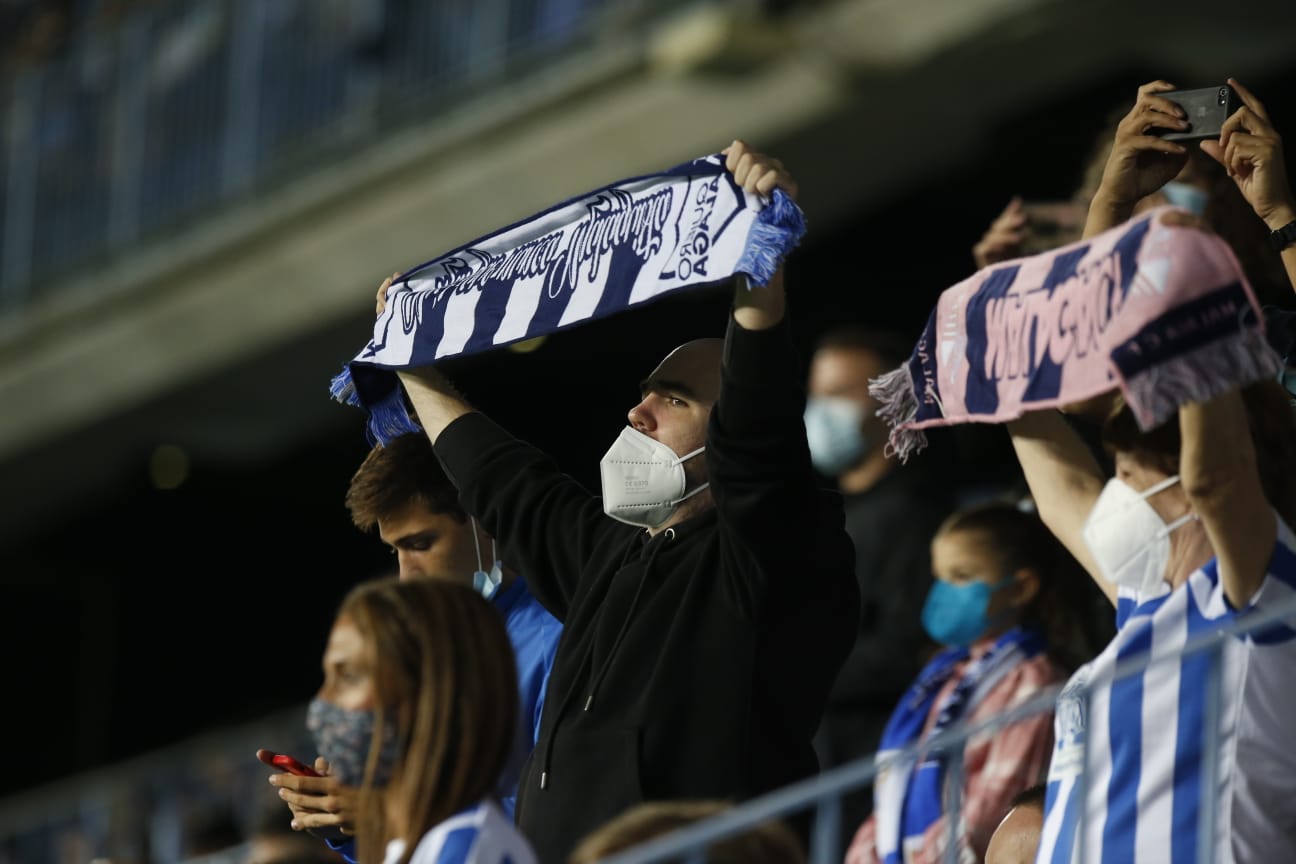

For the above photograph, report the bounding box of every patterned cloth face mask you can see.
[306,698,402,788]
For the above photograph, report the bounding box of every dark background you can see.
[5,60,1296,800]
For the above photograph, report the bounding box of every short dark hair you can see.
[812,325,913,371]
[345,433,466,531]
[1009,783,1047,811]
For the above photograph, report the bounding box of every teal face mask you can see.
[920,577,1013,648]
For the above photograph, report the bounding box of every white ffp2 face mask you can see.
[599,426,708,528]
[1082,475,1194,596]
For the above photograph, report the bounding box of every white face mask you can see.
[599,426,708,528]
[1082,475,1194,595]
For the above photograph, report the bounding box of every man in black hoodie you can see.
[392,140,859,863]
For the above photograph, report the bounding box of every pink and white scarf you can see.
[871,207,1282,461]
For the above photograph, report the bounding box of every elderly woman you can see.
[1012,77,1296,864]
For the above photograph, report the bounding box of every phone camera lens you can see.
[1219,87,1228,105]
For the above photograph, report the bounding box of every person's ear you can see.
[1011,567,1041,608]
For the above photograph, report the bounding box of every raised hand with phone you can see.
[1198,77,1296,293]
[1083,79,1195,238]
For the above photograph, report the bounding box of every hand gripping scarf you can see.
[870,207,1282,461]
[329,152,806,444]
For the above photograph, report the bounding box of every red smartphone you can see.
[268,751,322,777]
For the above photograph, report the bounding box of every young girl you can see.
[846,501,1102,864]
[280,577,538,864]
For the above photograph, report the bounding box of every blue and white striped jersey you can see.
[383,800,538,864]
[1035,512,1296,864]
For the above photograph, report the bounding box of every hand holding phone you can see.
[258,748,353,843]
[1152,85,1240,142]
[256,748,322,777]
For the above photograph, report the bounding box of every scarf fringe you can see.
[736,189,806,288]
[329,366,359,408]
[869,363,928,463]
[330,364,423,446]
[1121,328,1283,430]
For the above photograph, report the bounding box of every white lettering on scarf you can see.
[982,252,1124,382]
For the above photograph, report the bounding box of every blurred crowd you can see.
[4,2,1296,864]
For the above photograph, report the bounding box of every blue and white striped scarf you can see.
[330,152,806,443]
[873,626,1045,863]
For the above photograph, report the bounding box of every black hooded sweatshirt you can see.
[434,314,859,863]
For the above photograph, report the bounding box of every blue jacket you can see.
[491,575,563,817]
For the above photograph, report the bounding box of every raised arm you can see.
[1006,409,1113,603]
[1179,389,1276,608]
[725,139,794,332]
[1083,80,1190,239]
[371,270,478,442]
[1200,77,1296,295]
[708,141,855,609]
[397,367,475,443]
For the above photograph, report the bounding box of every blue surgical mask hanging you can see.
[471,517,502,600]
[804,396,869,476]
[1162,181,1208,216]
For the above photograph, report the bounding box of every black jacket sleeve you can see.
[434,412,625,620]
[707,314,860,620]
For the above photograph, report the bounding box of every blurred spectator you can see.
[804,324,954,830]
[846,501,1100,864]
[272,577,537,864]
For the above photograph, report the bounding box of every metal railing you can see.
[0,0,692,316]
[593,591,1296,864]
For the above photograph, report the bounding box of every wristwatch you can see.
[1270,219,1296,252]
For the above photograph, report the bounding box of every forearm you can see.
[1261,202,1296,295]
[1007,410,1109,598]
[1179,392,1274,605]
[397,368,474,443]
[1083,190,1135,239]
[732,269,786,331]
